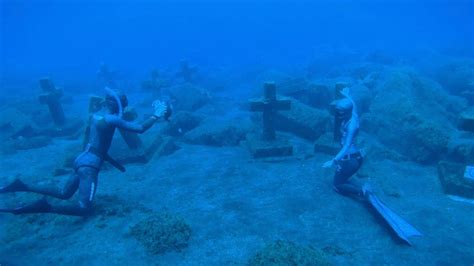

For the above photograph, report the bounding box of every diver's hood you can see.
[333,98,353,118]
[105,87,128,116]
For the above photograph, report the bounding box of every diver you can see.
[0,87,172,216]
[322,87,365,197]
[322,87,422,245]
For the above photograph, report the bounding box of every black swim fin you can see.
[367,193,422,245]
[0,198,51,215]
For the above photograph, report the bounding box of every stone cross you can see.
[97,63,118,88]
[250,82,291,140]
[38,78,66,126]
[142,69,163,97]
[177,60,197,83]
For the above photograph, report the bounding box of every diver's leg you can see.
[0,167,98,216]
[333,157,364,196]
[46,167,98,216]
[0,172,79,200]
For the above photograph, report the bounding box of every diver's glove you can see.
[152,100,173,121]
[152,100,167,120]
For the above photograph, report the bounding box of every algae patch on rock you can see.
[130,213,192,255]
[247,240,330,266]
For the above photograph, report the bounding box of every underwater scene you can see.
[1,0,473,265]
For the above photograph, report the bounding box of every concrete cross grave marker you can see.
[250,82,291,140]
[142,69,163,98]
[38,78,66,126]
[177,60,197,83]
[246,82,293,158]
[97,63,118,88]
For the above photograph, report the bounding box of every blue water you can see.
[1,0,474,265]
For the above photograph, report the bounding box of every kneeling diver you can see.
[322,87,422,245]
[0,88,172,216]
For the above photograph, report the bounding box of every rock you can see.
[53,168,72,177]
[435,59,474,97]
[130,212,192,255]
[279,80,333,110]
[349,62,385,81]
[363,70,463,164]
[361,71,382,90]
[164,83,210,112]
[247,240,330,266]
[161,111,202,137]
[458,109,474,132]
[184,118,249,146]
[275,99,331,141]
[365,51,396,65]
[438,161,474,199]
[0,108,32,139]
[314,132,340,155]
[10,125,39,139]
[37,119,85,138]
[245,132,293,158]
[447,134,474,163]
[3,136,52,153]
[349,83,372,115]
[304,84,333,109]
[110,134,179,165]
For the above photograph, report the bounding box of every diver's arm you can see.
[105,100,169,133]
[105,115,159,134]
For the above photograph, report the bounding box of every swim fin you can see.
[367,193,422,245]
[0,198,51,215]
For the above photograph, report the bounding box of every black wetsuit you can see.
[0,111,158,216]
[333,116,364,196]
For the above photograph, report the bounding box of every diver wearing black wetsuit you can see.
[323,87,367,196]
[0,88,171,216]
[321,88,423,245]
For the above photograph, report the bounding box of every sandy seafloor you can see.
[0,92,473,266]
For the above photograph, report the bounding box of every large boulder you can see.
[184,117,251,146]
[363,69,466,164]
[161,111,202,137]
[164,83,210,112]
[0,107,33,140]
[435,59,474,101]
[274,99,331,141]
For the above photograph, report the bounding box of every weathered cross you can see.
[177,60,197,82]
[250,82,291,140]
[38,78,66,126]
